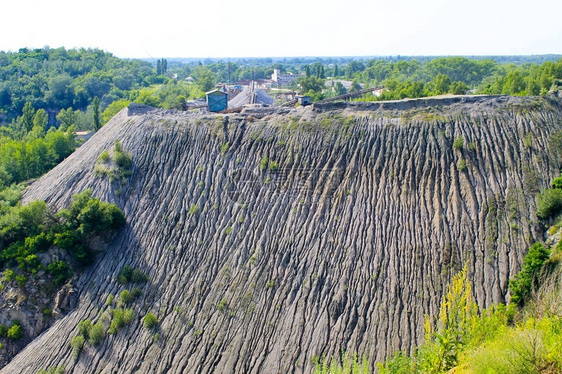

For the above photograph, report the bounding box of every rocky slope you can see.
[2,95,562,373]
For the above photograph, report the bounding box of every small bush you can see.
[78,319,92,338]
[4,269,15,281]
[552,177,562,189]
[131,287,143,298]
[15,275,27,286]
[123,308,135,324]
[259,156,269,171]
[88,322,105,345]
[109,308,134,334]
[269,161,279,172]
[47,260,72,286]
[220,142,229,154]
[131,272,148,285]
[536,188,562,220]
[114,150,132,170]
[458,159,467,172]
[7,324,23,340]
[70,335,85,358]
[217,299,228,312]
[97,150,111,164]
[106,294,114,306]
[453,136,464,150]
[189,204,199,215]
[94,164,109,177]
[120,289,132,304]
[109,311,124,334]
[114,139,124,153]
[143,312,158,329]
[117,265,148,284]
[37,366,65,374]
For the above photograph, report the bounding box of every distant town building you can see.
[272,69,302,87]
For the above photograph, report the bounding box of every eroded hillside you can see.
[2,95,562,373]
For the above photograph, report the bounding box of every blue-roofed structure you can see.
[206,90,228,112]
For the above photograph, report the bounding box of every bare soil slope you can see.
[3,95,562,373]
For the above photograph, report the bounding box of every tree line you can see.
[2,49,561,131]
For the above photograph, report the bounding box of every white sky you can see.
[1,0,561,58]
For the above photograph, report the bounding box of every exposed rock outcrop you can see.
[2,95,562,373]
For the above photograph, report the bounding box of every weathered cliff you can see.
[3,95,562,373]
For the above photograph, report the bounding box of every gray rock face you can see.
[3,96,562,373]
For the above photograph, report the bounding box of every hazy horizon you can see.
[1,0,560,59]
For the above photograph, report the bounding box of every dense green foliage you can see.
[0,102,76,186]
[0,47,155,121]
[509,242,551,306]
[350,57,561,100]
[0,190,126,286]
[460,316,562,373]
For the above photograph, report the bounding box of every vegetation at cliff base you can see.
[509,242,551,306]
[378,255,562,373]
[0,189,126,287]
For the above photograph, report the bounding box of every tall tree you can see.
[92,97,101,131]
[192,66,216,92]
[349,81,362,93]
[56,108,78,131]
[432,73,452,94]
[334,81,347,96]
[32,109,48,132]
[157,60,162,75]
[21,102,35,133]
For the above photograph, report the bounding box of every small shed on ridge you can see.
[206,90,228,112]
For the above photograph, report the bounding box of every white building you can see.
[271,69,302,87]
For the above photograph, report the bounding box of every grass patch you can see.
[143,312,158,329]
